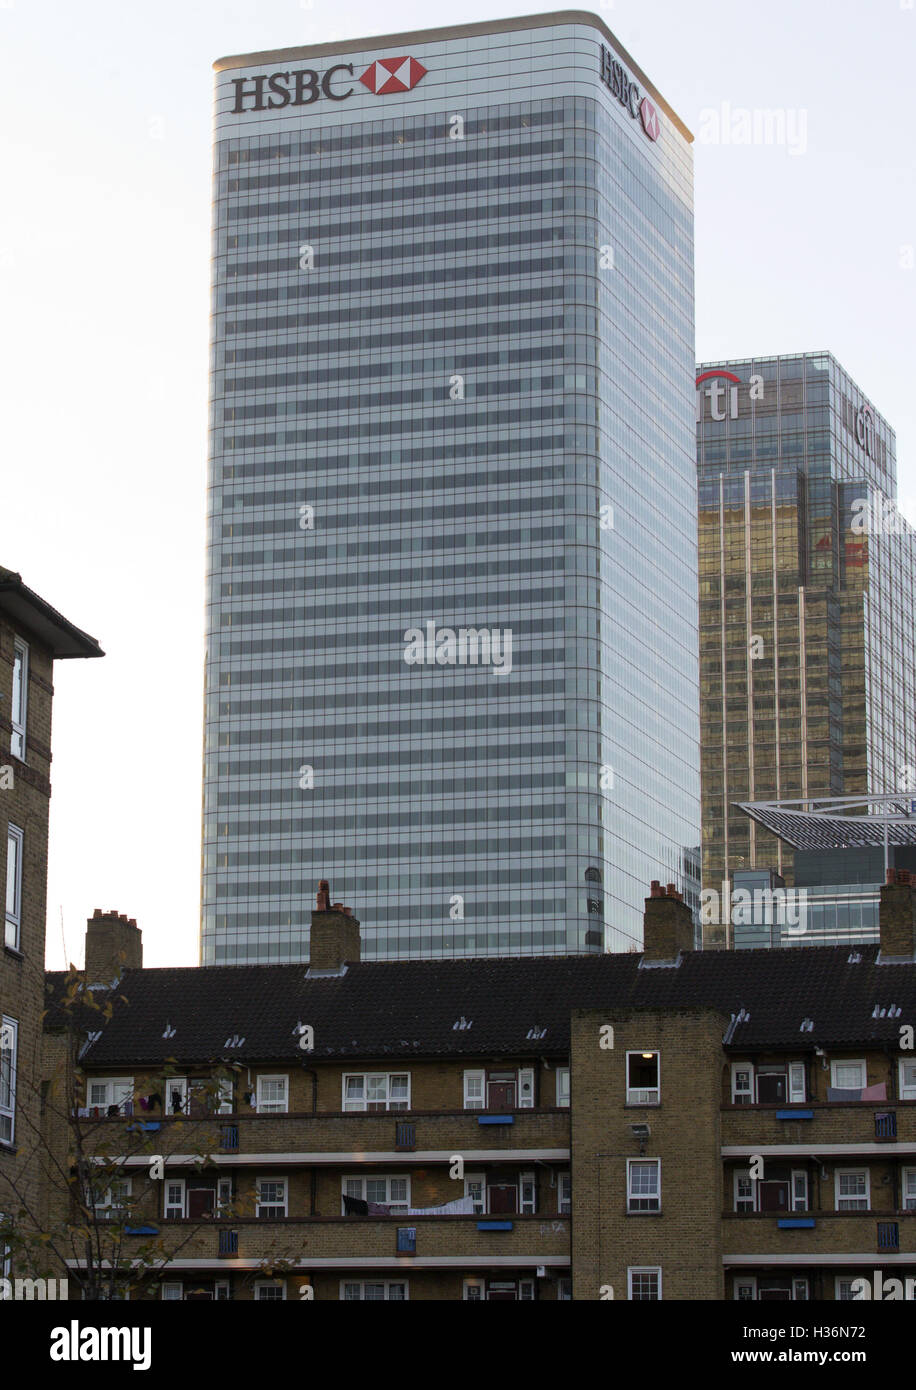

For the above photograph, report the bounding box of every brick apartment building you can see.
[36,875,916,1300]
[0,567,102,1253]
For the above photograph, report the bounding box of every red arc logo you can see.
[639,96,660,141]
[359,57,427,94]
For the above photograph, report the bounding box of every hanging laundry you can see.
[343,1195,369,1216]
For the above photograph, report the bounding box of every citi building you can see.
[201,12,699,963]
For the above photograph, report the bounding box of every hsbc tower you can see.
[201,12,699,963]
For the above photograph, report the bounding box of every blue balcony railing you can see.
[877,1222,900,1250]
[218,1230,239,1256]
[220,1124,240,1151]
[875,1112,897,1140]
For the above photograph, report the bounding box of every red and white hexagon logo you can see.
[639,96,660,142]
[359,56,427,95]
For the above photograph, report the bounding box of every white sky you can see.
[1,0,912,969]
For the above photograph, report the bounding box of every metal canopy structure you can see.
[735,794,916,866]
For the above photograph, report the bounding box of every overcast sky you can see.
[2,0,912,969]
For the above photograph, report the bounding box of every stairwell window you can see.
[10,640,28,761]
[255,1075,288,1113]
[5,826,23,951]
[626,1052,659,1105]
[627,1159,660,1213]
[0,1017,17,1144]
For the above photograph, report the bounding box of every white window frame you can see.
[255,1074,288,1114]
[464,1172,485,1214]
[791,1169,809,1212]
[831,1059,866,1091]
[5,825,23,951]
[215,1280,230,1300]
[519,1170,536,1216]
[161,1282,183,1301]
[517,1068,535,1109]
[626,1158,661,1213]
[899,1058,916,1101]
[793,1277,809,1301]
[462,1277,484,1300]
[734,1167,808,1213]
[557,1277,572,1301]
[164,1177,186,1219]
[256,1176,288,1219]
[10,639,28,762]
[166,1077,189,1115]
[836,1276,866,1301]
[734,1170,755,1213]
[463,1069,485,1110]
[86,1077,134,1115]
[217,1177,233,1214]
[788,1063,807,1103]
[627,1267,662,1300]
[626,1051,660,1106]
[254,1281,287,1301]
[341,1072,410,1113]
[341,1280,408,1301]
[341,1175,409,1215]
[94,1176,132,1220]
[0,1016,17,1145]
[731,1063,753,1104]
[902,1167,916,1211]
[835,1168,870,1211]
[555,1066,570,1108]
[734,1276,757,1300]
[558,1171,571,1215]
[217,1077,234,1114]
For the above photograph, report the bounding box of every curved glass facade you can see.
[202,18,699,963]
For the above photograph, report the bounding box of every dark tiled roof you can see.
[46,944,916,1067]
[0,566,103,659]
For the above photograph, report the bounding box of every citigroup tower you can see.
[201,12,699,963]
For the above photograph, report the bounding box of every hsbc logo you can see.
[599,45,660,141]
[230,56,427,113]
[360,56,427,94]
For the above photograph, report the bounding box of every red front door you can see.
[187,1188,215,1219]
[487,1184,518,1214]
[488,1081,516,1110]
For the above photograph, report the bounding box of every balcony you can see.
[724,1212,916,1259]
[79,1108,570,1165]
[152,1215,570,1268]
[722,1102,916,1155]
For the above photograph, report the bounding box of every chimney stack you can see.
[85,909,142,986]
[308,880,360,972]
[642,880,694,961]
[879,870,916,959]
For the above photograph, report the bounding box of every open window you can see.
[626,1052,659,1105]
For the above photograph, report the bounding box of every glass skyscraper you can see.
[697,351,916,914]
[201,13,699,963]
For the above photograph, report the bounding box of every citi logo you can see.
[695,369,764,422]
[231,57,427,113]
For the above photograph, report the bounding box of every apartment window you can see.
[835,1169,870,1211]
[902,1168,916,1211]
[5,825,23,950]
[734,1277,756,1300]
[254,1282,286,1301]
[831,1060,866,1091]
[756,1063,805,1104]
[161,1282,183,1301]
[558,1171,571,1215]
[731,1064,753,1104]
[256,1178,288,1219]
[164,1180,186,1219]
[791,1171,809,1212]
[215,1280,230,1300]
[734,1173,754,1213]
[86,1077,134,1115]
[627,1159,660,1213]
[463,1278,483,1300]
[10,640,28,761]
[342,1176,409,1215]
[0,1017,17,1144]
[95,1178,132,1220]
[555,1066,570,1108]
[166,1078,189,1115]
[255,1075,288,1113]
[519,1171,536,1216]
[342,1072,409,1112]
[464,1174,485,1214]
[342,1281,407,1301]
[217,1077,234,1114]
[836,1277,866,1301]
[217,1177,233,1214]
[463,1070,485,1109]
[736,1276,807,1301]
[626,1052,659,1105]
[557,1278,572,1301]
[899,1059,916,1101]
[734,1166,808,1213]
[628,1268,661,1300]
